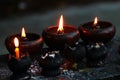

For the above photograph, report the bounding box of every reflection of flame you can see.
[94,17,98,26]
[49,54,55,58]
[14,37,19,47]
[14,37,20,59]
[57,15,64,33]
[21,27,26,38]
[95,43,100,48]
[41,52,56,59]
[41,53,48,59]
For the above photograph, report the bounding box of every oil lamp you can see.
[78,17,116,43]
[42,15,80,50]
[8,37,31,80]
[5,27,44,58]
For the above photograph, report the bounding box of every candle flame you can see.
[94,17,98,26]
[14,37,20,59]
[14,37,19,47]
[57,15,64,33]
[21,27,26,38]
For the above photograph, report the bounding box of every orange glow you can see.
[14,37,20,59]
[57,15,64,33]
[94,17,98,26]
[21,27,26,38]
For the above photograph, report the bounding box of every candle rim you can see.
[7,33,43,45]
[43,25,79,35]
[81,21,113,29]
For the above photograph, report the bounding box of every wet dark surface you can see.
[1,36,120,80]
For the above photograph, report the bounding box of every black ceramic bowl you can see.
[38,48,63,77]
[86,42,108,67]
[5,33,44,58]
[8,56,31,74]
[62,42,86,62]
[38,48,63,69]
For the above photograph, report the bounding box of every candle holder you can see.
[42,25,80,50]
[78,21,116,43]
[38,48,63,77]
[62,41,86,62]
[8,53,31,80]
[85,42,108,67]
[5,33,44,58]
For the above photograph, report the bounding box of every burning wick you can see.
[21,27,27,40]
[57,15,64,34]
[14,37,20,60]
[93,17,100,29]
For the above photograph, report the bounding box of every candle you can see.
[42,15,80,50]
[14,37,20,60]
[78,17,116,43]
[5,27,44,58]
[8,37,31,79]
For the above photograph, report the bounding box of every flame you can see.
[14,37,20,59]
[94,17,98,26]
[57,15,64,33]
[14,37,19,48]
[21,27,26,38]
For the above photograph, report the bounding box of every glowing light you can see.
[21,27,26,38]
[57,15,64,33]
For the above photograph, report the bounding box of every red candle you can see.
[14,37,20,60]
[78,17,116,43]
[42,15,80,49]
[5,27,44,58]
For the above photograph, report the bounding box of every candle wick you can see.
[93,24,100,30]
[57,30,64,34]
[21,37,27,41]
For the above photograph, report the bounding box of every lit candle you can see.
[5,27,44,58]
[14,37,20,60]
[78,17,116,43]
[42,14,80,49]
[8,37,31,78]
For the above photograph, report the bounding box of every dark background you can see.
[0,0,119,17]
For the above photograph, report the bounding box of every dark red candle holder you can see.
[5,33,44,58]
[78,21,116,43]
[42,25,80,50]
